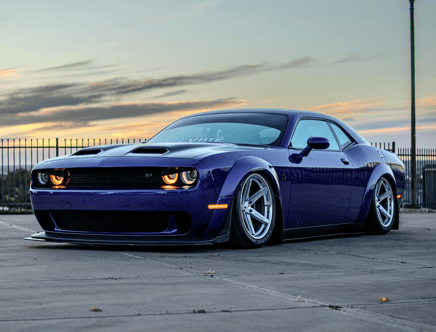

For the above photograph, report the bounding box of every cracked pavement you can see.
[0,213,435,332]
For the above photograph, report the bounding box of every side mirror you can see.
[290,137,330,164]
[307,136,330,150]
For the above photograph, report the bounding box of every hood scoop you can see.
[73,148,102,156]
[130,147,168,154]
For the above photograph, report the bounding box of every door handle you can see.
[341,158,350,165]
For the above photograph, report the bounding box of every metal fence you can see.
[1,138,144,214]
[371,142,436,209]
[397,148,436,209]
[1,139,435,213]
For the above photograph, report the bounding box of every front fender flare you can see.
[213,156,283,244]
[219,156,281,199]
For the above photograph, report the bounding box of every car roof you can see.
[186,108,343,122]
[188,108,320,117]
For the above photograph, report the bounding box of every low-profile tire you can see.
[364,177,396,235]
[230,173,276,248]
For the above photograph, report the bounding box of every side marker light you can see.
[208,204,228,210]
[397,194,402,199]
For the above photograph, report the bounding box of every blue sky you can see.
[1,0,435,147]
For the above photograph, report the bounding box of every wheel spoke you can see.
[377,204,391,219]
[376,182,382,197]
[378,191,391,203]
[244,179,253,200]
[244,214,256,235]
[248,186,268,205]
[249,209,271,226]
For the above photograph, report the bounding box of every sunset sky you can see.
[1,0,435,147]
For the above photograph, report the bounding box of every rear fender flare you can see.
[355,163,398,230]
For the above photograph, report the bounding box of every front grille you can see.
[67,168,163,188]
[51,210,171,233]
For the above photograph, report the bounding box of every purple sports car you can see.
[28,109,405,248]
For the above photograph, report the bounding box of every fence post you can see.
[56,138,59,157]
[392,141,396,153]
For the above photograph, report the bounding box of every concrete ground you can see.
[0,213,435,332]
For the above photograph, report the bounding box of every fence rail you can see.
[1,139,435,213]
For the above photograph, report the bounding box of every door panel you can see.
[287,149,354,227]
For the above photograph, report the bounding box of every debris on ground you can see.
[89,307,103,312]
[204,270,214,275]
[378,297,389,303]
[328,305,341,310]
[297,296,301,302]
[279,272,285,274]
[192,309,206,313]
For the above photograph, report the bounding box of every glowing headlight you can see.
[162,172,178,185]
[50,174,64,186]
[37,172,50,185]
[181,170,198,185]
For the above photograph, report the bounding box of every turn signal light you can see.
[397,194,402,199]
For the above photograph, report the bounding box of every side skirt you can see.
[284,223,356,239]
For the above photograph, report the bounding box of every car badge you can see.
[144,173,153,179]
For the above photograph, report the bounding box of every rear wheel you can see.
[231,173,275,248]
[365,177,396,235]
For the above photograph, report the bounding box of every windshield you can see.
[148,113,289,146]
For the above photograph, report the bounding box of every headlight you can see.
[162,172,178,185]
[50,174,64,186]
[37,172,50,185]
[180,169,198,185]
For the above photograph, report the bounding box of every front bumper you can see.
[29,186,233,245]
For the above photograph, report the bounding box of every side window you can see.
[291,120,339,150]
[331,123,352,148]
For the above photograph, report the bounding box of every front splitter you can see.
[25,229,230,246]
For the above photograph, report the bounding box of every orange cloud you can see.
[418,96,436,108]
[358,124,436,137]
[306,99,384,115]
[0,69,16,79]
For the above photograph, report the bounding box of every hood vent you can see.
[73,149,102,156]
[131,147,168,154]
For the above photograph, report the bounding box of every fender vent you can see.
[131,147,168,154]
[74,149,102,156]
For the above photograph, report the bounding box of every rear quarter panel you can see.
[345,144,405,229]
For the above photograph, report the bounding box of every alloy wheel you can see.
[240,174,274,240]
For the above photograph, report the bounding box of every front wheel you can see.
[364,177,396,235]
[231,173,276,248]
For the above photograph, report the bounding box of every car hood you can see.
[34,142,266,169]
[73,142,264,159]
